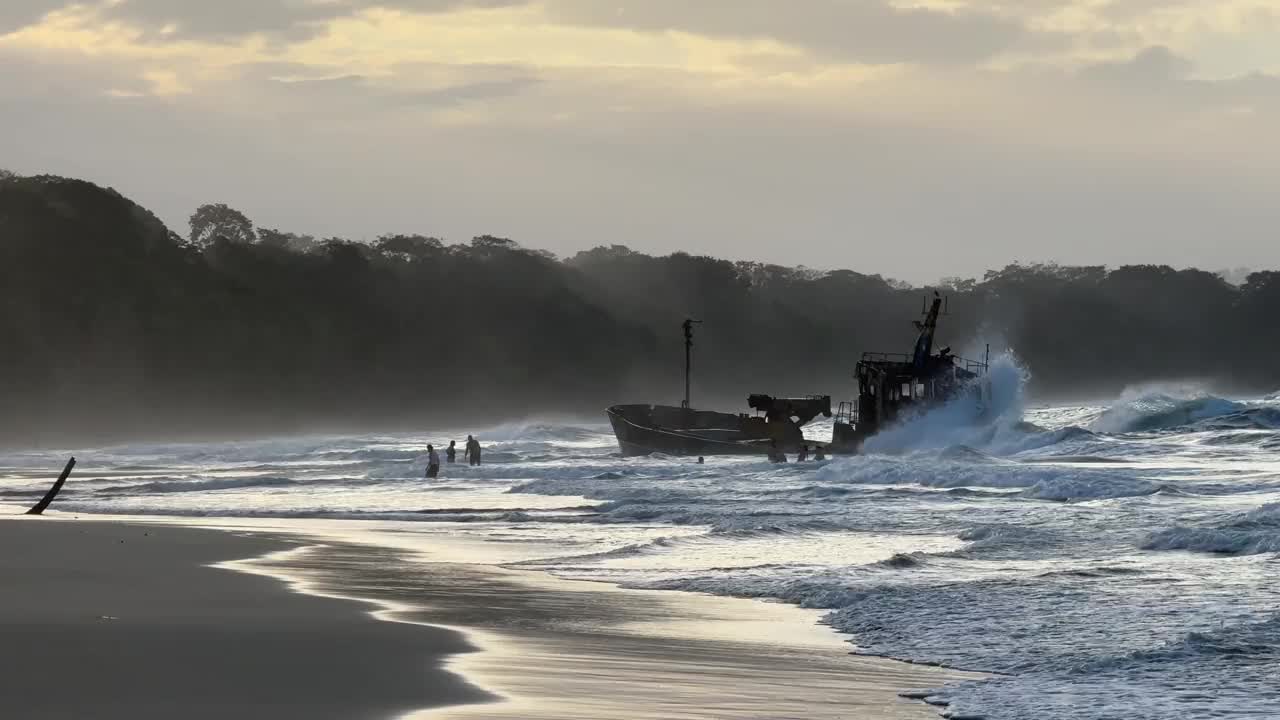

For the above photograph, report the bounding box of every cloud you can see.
[392,76,539,107]
[258,68,539,109]
[0,1,66,35]
[0,43,147,99]
[97,0,526,42]
[4,1,1280,285]
[1072,46,1280,116]
[6,50,1280,284]
[1079,45,1194,85]
[543,0,1032,65]
[101,0,335,42]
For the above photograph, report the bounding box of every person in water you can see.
[466,435,482,466]
[797,444,809,462]
[768,441,787,464]
[697,456,705,465]
[814,445,827,461]
[426,444,440,479]
[446,440,457,464]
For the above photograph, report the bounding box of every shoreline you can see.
[0,516,491,720]
[3,513,981,718]
[152,515,984,718]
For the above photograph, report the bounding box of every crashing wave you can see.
[1195,406,1280,431]
[1090,390,1247,434]
[861,353,1030,454]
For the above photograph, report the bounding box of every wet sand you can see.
[1,515,978,719]
[243,532,982,719]
[0,518,489,719]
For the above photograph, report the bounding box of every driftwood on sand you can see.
[26,457,75,516]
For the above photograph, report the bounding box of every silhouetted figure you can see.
[815,445,826,461]
[426,444,440,479]
[446,440,457,464]
[768,441,787,464]
[697,456,705,465]
[797,444,809,462]
[466,435,482,466]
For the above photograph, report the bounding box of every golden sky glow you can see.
[0,1,1256,83]
[2,1,1279,281]
[3,1,1278,98]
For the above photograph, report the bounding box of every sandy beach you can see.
[0,517,490,719]
[1,514,976,719]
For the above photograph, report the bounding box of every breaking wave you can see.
[1088,389,1280,434]
[861,353,1030,454]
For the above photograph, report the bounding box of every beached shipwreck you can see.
[607,295,989,457]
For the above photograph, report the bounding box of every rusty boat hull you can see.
[607,404,776,457]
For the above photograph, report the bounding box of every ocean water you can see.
[4,370,1280,719]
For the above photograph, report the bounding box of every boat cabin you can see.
[832,294,988,451]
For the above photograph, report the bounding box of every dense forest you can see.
[2,172,1277,444]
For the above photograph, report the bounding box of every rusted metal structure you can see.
[607,395,831,457]
[607,319,831,457]
[607,295,986,457]
[830,294,989,452]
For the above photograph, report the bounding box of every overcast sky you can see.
[3,1,1279,282]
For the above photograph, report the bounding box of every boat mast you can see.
[912,292,943,371]
[682,318,702,409]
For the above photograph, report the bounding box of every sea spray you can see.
[861,352,1030,454]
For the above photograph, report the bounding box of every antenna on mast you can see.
[682,318,703,409]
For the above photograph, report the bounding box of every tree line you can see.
[1,173,1277,443]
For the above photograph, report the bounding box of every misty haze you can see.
[2,3,1279,720]
[2,174,1277,445]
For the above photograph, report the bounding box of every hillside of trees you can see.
[2,172,1278,444]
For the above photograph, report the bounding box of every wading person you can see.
[797,444,809,462]
[466,435,482,466]
[446,440,457,464]
[426,444,440,479]
[815,445,826,461]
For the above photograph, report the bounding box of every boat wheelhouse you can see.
[831,294,989,452]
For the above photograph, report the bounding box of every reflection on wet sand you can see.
[242,540,980,720]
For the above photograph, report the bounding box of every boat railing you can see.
[860,352,913,364]
[860,351,989,375]
[835,401,858,426]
